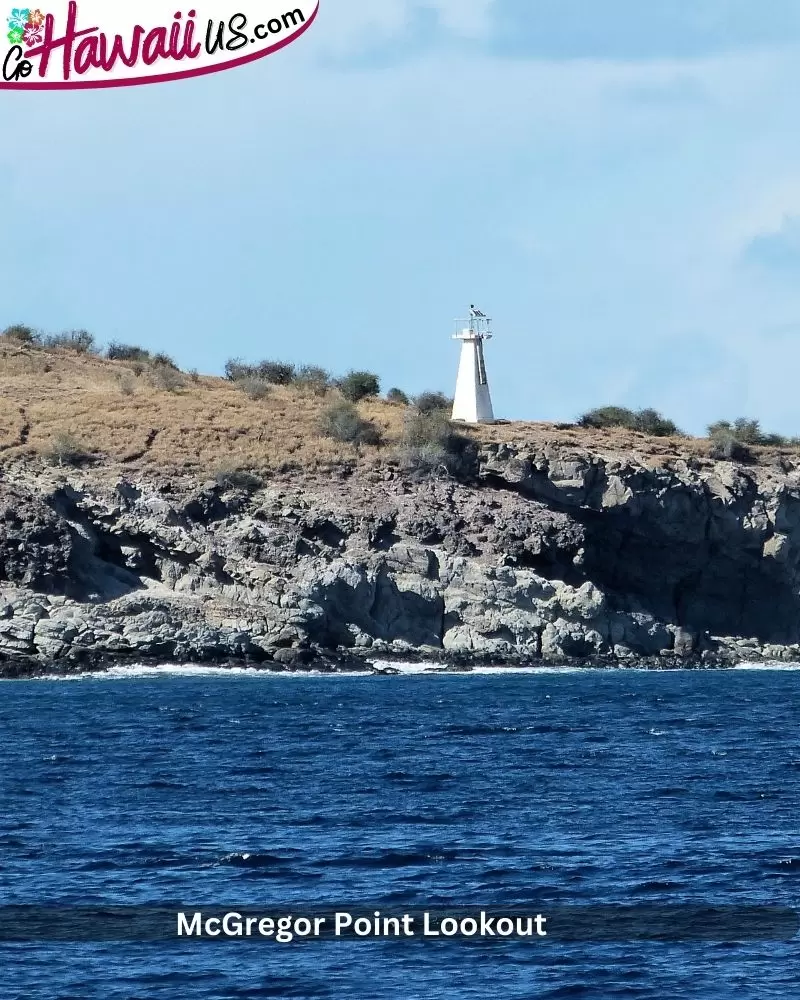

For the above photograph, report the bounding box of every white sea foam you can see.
[31,663,367,682]
[14,658,800,683]
[373,661,597,675]
[733,661,800,671]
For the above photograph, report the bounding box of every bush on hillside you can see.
[151,352,179,370]
[386,387,410,405]
[107,342,151,362]
[225,358,296,385]
[238,377,270,400]
[116,371,136,396]
[337,370,380,403]
[148,360,186,392]
[224,358,251,381]
[214,464,264,492]
[413,390,452,414]
[399,410,478,480]
[633,408,681,437]
[707,418,786,446]
[708,424,753,462]
[295,365,332,396]
[706,418,795,460]
[44,432,94,466]
[318,400,382,446]
[577,405,680,437]
[256,360,295,385]
[44,330,97,354]
[2,324,39,344]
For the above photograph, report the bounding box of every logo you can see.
[1,0,318,88]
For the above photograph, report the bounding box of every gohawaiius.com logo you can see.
[2,0,318,88]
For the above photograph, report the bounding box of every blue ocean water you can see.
[1,665,798,998]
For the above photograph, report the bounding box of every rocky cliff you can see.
[2,439,800,673]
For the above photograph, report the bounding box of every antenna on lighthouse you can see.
[451,305,495,423]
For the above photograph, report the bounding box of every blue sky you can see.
[4,1,800,434]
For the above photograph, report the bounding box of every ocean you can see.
[1,666,798,998]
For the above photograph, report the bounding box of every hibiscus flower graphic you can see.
[6,25,23,44]
[6,8,30,31]
[22,21,41,44]
[27,7,43,27]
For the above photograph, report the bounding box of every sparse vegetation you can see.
[116,371,136,396]
[2,324,39,344]
[255,360,295,385]
[414,390,452,414]
[318,400,382,446]
[152,352,179,370]
[707,418,789,447]
[237,377,270,401]
[708,425,752,462]
[224,358,251,381]
[148,360,186,392]
[107,342,152,363]
[225,358,296,385]
[295,365,332,396]
[399,410,477,480]
[386,388,410,405]
[337,370,380,403]
[5,330,800,476]
[44,432,94,467]
[214,464,264,492]
[706,418,799,461]
[43,330,97,354]
[578,405,681,437]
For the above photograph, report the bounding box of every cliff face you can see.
[2,441,800,670]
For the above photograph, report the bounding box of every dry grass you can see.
[2,340,798,475]
[0,342,408,474]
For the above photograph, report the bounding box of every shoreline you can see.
[0,647,778,680]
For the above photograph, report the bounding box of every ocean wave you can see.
[373,661,590,675]
[733,661,800,670]
[18,658,800,683]
[30,664,370,682]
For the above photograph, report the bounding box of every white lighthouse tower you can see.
[451,305,495,423]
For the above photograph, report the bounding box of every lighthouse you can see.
[451,305,495,423]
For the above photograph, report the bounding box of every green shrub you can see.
[337,370,380,403]
[295,365,332,396]
[707,418,789,459]
[577,405,636,430]
[400,410,477,480]
[256,360,295,385]
[633,408,681,437]
[319,400,382,446]
[708,424,753,462]
[708,418,782,446]
[578,405,680,437]
[414,390,452,414]
[107,342,151,362]
[44,432,93,466]
[44,329,97,354]
[386,387,410,405]
[225,358,295,385]
[2,324,39,344]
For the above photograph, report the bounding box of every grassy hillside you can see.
[0,338,796,477]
